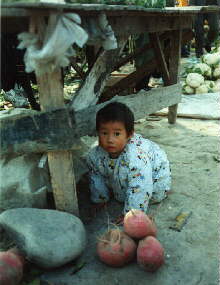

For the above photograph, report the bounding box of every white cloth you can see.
[17,13,88,75]
[82,12,117,50]
[86,133,171,214]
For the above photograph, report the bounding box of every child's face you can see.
[98,121,133,158]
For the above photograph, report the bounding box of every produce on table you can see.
[137,236,164,272]
[212,79,220,92]
[193,63,212,77]
[97,228,137,267]
[213,65,220,79]
[123,209,157,239]
[182,44,220,95]
[0,247,25,285]
[202,52,220,66]
[182,84,194,95]
[195,84,209,94]
[185,73,204,88]
[204,80,215,89]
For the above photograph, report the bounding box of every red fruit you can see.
[0,247,25,285]
[123,209,157,239]
[97,229,137,267]
[137,236,164,272]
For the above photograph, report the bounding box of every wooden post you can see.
[167,29,182,124]
[37,71,79,216]
[30,15,79,216]
[149,31,182,124]
[149,33,170,85]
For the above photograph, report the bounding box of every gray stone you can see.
[0,208,87,268]
[0,153,50,212]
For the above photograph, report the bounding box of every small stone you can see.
[135,118,146,124]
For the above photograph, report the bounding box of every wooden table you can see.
[1,3,219,215]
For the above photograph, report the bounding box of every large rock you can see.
[0,208,87,268]
[0,153,50,212]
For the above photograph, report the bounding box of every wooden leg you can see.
[149,33,170,85]
[149,32,182,124]
[47,150,78,215]
[168,104,178,124]
[167,29,182,124]
[31,16,79,216]
[37,69,79,216]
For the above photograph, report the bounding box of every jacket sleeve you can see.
[123,156,153,214]
[86,150,110,204]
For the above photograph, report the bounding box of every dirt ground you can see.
[1,54,219,284]
[39,116,219,285]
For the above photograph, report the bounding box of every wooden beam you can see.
[114,41,152,71]
[149,33,170,85]
[114,31,173,72]
[30,15,79,216]
[37,72,79,217]
[167,29,182,124]
[100,58,157,101]
[71,37,127,111]
[1,84,181,156]
[109,16,192,36]
[101,31,176,101]
[70,58,86,79]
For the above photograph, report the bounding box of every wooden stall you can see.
[1,3,219,215]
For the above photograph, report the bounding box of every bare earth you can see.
[41,116,219,285]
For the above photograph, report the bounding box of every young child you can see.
[86,102,171,216]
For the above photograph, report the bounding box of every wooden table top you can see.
[1,3,220,17]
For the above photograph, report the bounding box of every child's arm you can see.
[89,172,110,204]
[86,149,110,204]
[124,160,153,214]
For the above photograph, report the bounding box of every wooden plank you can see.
[31,15,79,216]
[113,31,176,73]
[1,6,194,36]
[71,37,127,111]
[101,31,177,100]
[37,70,79,216]
[100,58,157,101]
[1,3,219,15]
[114,41,152,71]
[1,7,36,17]
[149,33,170,84]
[167,29,182,124]
[70,58,86,79]
[109,16,192,35]
[1,84,181,156]
[113,31,172,71]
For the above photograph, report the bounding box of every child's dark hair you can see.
[96,102,134,135]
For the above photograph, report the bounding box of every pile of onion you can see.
[0,247,25,285]
[97,228,137,267]
[137,236,164,272]
[96,209,165,272]
[123,209,157,239]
